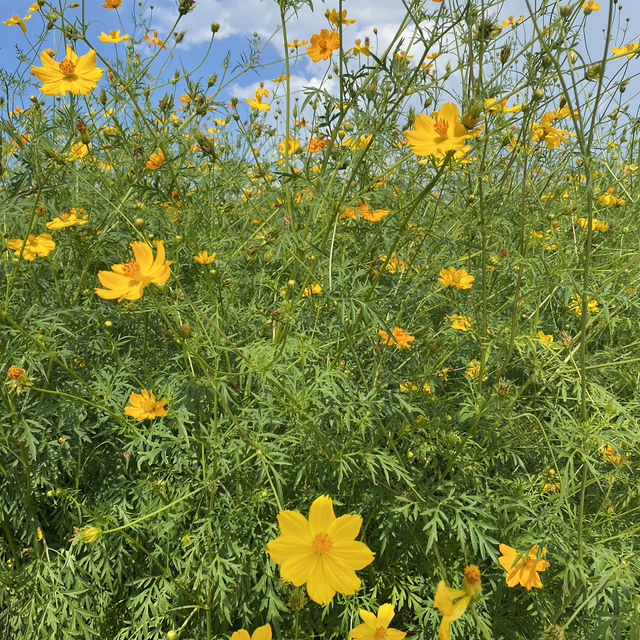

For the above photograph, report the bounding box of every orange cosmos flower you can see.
[102,0,122,7]
[145,148,165,169]
[124,389,168,420]
[307,29,340,62]
[498,544,550,589]
[94,240,171,301]
[98,30,130,43]
[326,9,355,26]
[31,45,103,96]
[378,327,415,348]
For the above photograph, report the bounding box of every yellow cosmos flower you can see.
[599,442,631,467]
[307,29,340,62]
[266,495,375,605]
[124,389,168,421]
[465,359,487,380]
[438,266,474,289]
[98,30,130,43]
[448,314,472,331]
[31,45,103,96]
[7,233,55,260]
[46,211,89,229]
[433,565,482,640]
[194,250,216,264]
[568,295,599,316]
[577,217,609,232]
[498,544,549,589]
[145,147,165,169]
[582,0,600,12]
[3,13,31,34]
[612,42,638,59]
[537,330,553,344]
[302,282,322,296]
[349,604,406,640]
[94,240,171,301]
[326,8,355,26]
[378,327,415,349]
[405,103,480,158]
[485,98,522,113]
[67,141,90,161]
[278,137,300,155]
[230,624,272,640]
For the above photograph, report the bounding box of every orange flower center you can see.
[434,119,449,136]
[122,261,141,278]
[8,365,26,380]
[312,532,333,554]
[27,234,35,242]
[464,564,481,585]
[59,59,76,76]
[60,213,70,220]
[141,397,158,412]
[375,629,387,639]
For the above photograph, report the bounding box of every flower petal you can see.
[308,495,335,533]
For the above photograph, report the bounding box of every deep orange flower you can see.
[307,29,340,62]
[378,327,414,348]
[145,148,165,169]
[498,544,550,589]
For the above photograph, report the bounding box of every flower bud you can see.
[210,22,220,33]
[134,217,145,230]
[75,525,102,544]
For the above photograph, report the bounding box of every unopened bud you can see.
[211,22,220,34]
[134,217,145,230]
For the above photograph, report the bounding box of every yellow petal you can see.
[277,510,312,540]
[376,604,395,628]
[230,630,251,640]
[251,624,272,640]
[308,495,335,533]
[327,513,362,542]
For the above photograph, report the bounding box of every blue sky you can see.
[1,0,638,120]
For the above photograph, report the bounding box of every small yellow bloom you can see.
[102,0,122,8]
[438,266,474,289]
[611,42,638,59]
[433,582,470,640]
[302,282,322,296]
[378,327,415,349]
[3,13,31,34]
[278,137,300,155]
[124,389,168,421]
[7,233,55,261]
[326,8,355,26]
[537,330,553,344]
[498,543,549,589]
[46,210,89,229]
[349,604,406,640]
[194,250,216,264]
[465,359,487,380]
[568,295,599,316]
[582,0,600,12]
[230,624,272,640]
[448,314,472,331]
[98,30,130,43]
[67,141,90,161]
[73,525,102,543]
